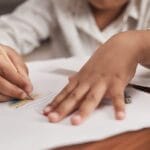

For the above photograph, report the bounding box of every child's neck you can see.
[90,4,127,30]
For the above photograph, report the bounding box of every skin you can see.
[42,1,150,125]
[0,0,150,126]
[0,1,128,102]
[44,30,150,125]
[0,45,33,101]
[88,0,129,10]
[89,0,129,29]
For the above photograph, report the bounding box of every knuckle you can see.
[69,74,78,81]
[113,100,125,111]
[63,84,76,94]
[112,74,125,84]
[14,89,24,97]
[81,82,90,89]
[52,94,61,103]
[115,100,123,107]
[68,75,76,81]
[115,104,124,112]
[50,98,60,107]
[112,93,123,100]
[51,94,64,107]
[70,92,78,99]
[109,86,123,99]
[69,76,78,85]
[52,97,59,103]
[57,104,68,114]
[61,89,69,96]
[50,102,57,108]
[19,79,26,87]
[22,81,28,88]
[88,93,97,101]
[79,108,89,117]
[65,86,71,93]
[17,82,27,90]
[84,98,94,107]
[100,73,106,78]
[114,73,122,79]
[18,65,28,75]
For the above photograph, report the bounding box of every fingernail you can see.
[48,112,59,122]
[21,92,28,99]
[117,111,125,120]
[44,106,52,114]
[25,85,33,93]
[71,115,82,125]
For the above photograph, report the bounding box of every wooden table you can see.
[54,128,150,150]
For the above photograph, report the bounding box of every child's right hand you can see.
[0,44,33,102]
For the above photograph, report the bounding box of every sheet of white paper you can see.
[0,71,150,150]
[27,56,150,87]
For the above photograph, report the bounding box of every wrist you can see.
[137,30,150,66]
[110,31,144,63]
[96,30,150,66]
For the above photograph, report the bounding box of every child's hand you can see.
[44,31,144,125]
[0,44,33,101]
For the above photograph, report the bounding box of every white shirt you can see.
[0,0,149,57]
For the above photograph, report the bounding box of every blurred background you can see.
[0,0,25,14]
[0,0,55,62]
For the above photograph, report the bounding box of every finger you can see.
[7,48,29,76]
[0,76,28,99]
[47,83,90,122]
[71,83,107,125]
[16,65,33,93]
[44,78,78,114]
[7,49,33,93]
[112,93,126,120]
[16,65,29,78]
[111,86,126,120]
[1,45,29,76]
[0,55,31,93]
[0,94,11,102]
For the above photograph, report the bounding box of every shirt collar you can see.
[73,0,106,42]
[123,0,139,21]
[73,0,139,42]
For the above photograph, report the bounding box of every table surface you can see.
[55,128,150,150]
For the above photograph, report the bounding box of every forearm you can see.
[139,30,150,68]
[121,30,150,68]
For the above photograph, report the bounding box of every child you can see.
[0,0,149,125]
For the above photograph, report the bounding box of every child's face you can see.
[88,0,129,9]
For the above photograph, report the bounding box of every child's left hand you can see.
[43,31,147,125]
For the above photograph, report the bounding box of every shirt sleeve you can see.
[0,0,54,55]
